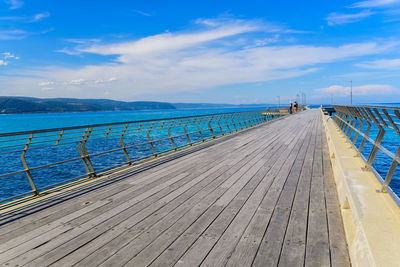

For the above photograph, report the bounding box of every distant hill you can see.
[0,97,176,114]
[0,96,271,114]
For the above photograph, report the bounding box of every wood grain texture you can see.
[0,109,350,267]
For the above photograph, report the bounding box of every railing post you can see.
[208,115,216,139]
[21,133,38,196]
[373,108,388,127]
[147,121,157,157]
[242,113,248,128]
[383,146,400,190]
[382,109,400,190]
[168,120,177,150]
[217,115,224,136]
[247,114,253,127]
[184,118,192,146]
[255,113,260,124]
[105,125,112,137]
[225,115,232,134]
[231,114,238,132]
[82,127,96,177]
[365,108,385,166]
[56,130,64,145]
[347,115,357,138]
[197,117,205,142]
[236,114,243,130]
[78,128,94,177]
[120,123,131,165]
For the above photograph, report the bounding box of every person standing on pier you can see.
[289,102,293,114]
[294,101,298,113]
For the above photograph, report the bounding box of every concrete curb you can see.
[321,109,400,267]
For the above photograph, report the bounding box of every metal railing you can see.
[332,105,400,203]
[0,110,283,203]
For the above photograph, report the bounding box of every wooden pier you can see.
[0,110,350,266]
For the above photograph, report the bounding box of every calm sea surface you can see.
[0,107,264,134]
[0,105,398,202]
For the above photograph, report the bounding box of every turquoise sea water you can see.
[0,107,270,201]
[0,105,398,202]
[0,107,263,134]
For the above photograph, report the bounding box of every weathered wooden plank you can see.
[198,117,315,267]
[51,120,293,266]
[2,171,193,264]
[98,142,283,266]
[225,115,317,267]
[277,116,318,267]
[146,124,303,267]
[0,114,284,236]
[0,120,286,250]
[322,130,351,267]
[251,116,315,267]
[0,110,350,267]
[305,117,331,267]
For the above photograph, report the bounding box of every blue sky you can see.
[1,0,400,104]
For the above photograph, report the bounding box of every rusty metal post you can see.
[208,115,216,139]
[184,118,192,146]
[217,115,224,136]
[231,114,238,132]
[82,127,96,177]
[105,125,112,137]
[21,133,38,195]
[197,117,205,142]
[56,130,64,145]
[168,120,177,150]
[120,123,131,165]
[147,121,157,157]
[78,128,92,177]
[225,114,232,134]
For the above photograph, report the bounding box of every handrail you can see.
[332,105,400,202]
[0,109,283,203]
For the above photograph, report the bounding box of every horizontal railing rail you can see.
[0,110,283,203]
[332,105,400,203]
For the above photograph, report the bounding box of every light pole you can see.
[349,80,353,105]
[301,92,306,106]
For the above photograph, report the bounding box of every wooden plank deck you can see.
[0,109,350,267]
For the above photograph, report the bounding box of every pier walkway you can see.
[0,110,350,266]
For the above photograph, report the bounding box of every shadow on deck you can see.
[0,109,350,266]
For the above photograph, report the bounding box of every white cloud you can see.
[326,10,374,25]
[0,52,19,65]
[56,39,102,55]
[32,12,50,22]
[134,9,152,17]
[355,58,400,69]
[64,38,101,44]
[68,78,86,85]
[351,0,400,8]
[38,81,55,86]
[41,87,54,91]
[0,29,28,40]
[2,19,400,99]
[0,12,50,22]
[78,21,261,57]
[314,84,399,97]
[4,0,23,9]
[0,15,23,21]
[95,77,117,84]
